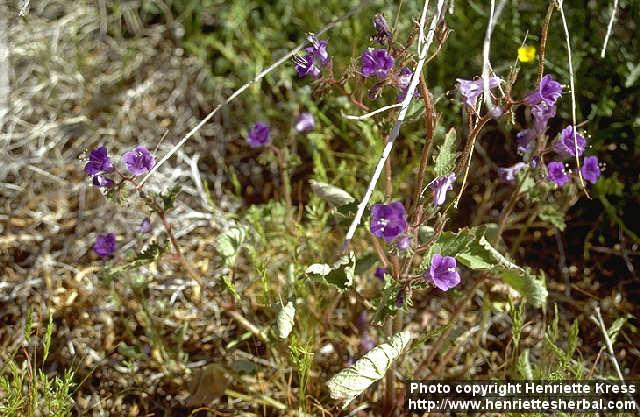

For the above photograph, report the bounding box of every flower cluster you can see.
[294,34,330,78]
[84,144,156,258]
[506,75,601,188]
[546,124,599,188]
[84,144,155,189]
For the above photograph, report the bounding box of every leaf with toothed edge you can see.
[327,331,413,408]
[306,252,356,290]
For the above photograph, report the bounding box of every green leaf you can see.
[104,241,167,276]
[327,331,413,409]
[216,225,247,267]
[501,269,548,307]
[309,180,355,207]
[538,203,566,231]
[221,274,240,300]
[517,349,534,379]
[433,128,458,177]
[423,227,481,263]
[354,253,379,276]
[276,301,296,340]
[371,275,402,325]
[423,225,547,307]
[161,184,182,211]
[410,325,447,352]
[607,316,629,345]
[306,252,356,290]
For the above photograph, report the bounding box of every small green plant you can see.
[0,311,75,417]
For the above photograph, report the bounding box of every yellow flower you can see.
[518,46,536,63]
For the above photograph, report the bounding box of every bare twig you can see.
[139,1,370,187]
[600,0,619,58]
[342,103,402,120]
[343,0,447,248]
[537,2,555,83]
[0,3,8,125]
[591,306,640,414]
[557,0,589,196]
[482,0,507,117]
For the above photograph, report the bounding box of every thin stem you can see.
[270,145,293,210]
[410,72,436,220]
[343,0,447,249]
[383,318,395,415]
[157,209,202,286]
[537,2,555,83]
[415,278,483,378]
[453,112,494,208]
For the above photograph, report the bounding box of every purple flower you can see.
[294,54,320,79]
[305,34,330,67]
[93,233,116,258]
[122,146,155,176]
[425,254,461,291]
[294,112,315,133]
[581,155,601,184]
[140,217,151,234]
[516,129,535,155]
[456,77,502,108]
[428,173,456,206]
[524,74,562,106]
[92,174,114,188]
[531,101,556,132]
[247,122,271,148]
[372,14,392,44]
[361,48,395,79]
[370,201,407,241]
[498,162,527,183]
[374,267,386,281]
[85,146,114,176]
[554,125,586,157]
[547,161,569,187]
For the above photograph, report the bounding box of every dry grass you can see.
[1,1,638,416]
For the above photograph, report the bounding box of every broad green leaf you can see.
[309,180,355,207]
[476,236,523,271]
[501,269,548,307]
[327,331,413,408]
[433,128,458,177]
[354,252,379,276]
[216,225,247,267]
[422,227,481,264]
[423,226,547,307]
[276,302,295,340]
[306,252,356,290]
